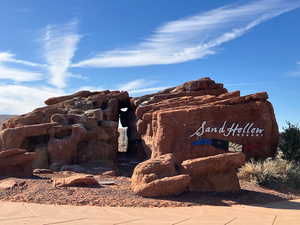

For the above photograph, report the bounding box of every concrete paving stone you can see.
[0,199,299,225]
[108,207,197,222]
[273,215,300,225]
[0,202,34,218]
[228,213,276,225]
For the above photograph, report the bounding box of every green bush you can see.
[238,157,300,189]
[279,122,300,162]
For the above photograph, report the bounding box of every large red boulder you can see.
[131,152,245,196]
[133,78,279,161]
[181,152,245,192]
[131,154,191,197]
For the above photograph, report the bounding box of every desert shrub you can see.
[279,121,300,162]
[238,157,300,189]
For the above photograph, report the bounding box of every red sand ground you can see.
[0,171,299,207]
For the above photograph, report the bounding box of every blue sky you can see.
[0,0,299,129]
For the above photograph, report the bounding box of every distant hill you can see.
[0,115,15,125]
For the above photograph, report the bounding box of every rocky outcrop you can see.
[128,77,278,196]
[0,90,130,174]
[181,152,245,192]
[0,149,36,177]
[0,76,279,192]
[131,152,245,196]
[131,154,191,197]
[130,78,279,161]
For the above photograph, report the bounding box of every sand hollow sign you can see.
[131,77,279,162]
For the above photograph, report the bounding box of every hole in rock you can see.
[100,102,108,110]
[68,118,75,124]
[21,134,49,152]
[120,107,128,112]
[116,106,148,177]
[54,129,72,139]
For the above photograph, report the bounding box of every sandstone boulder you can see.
[181,152,245,192]
[131,154,191,197]
[0,149,36,177]
[53,174,99,187]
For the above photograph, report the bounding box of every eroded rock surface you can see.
[0,90,130,174]
[0,149,36,177]
[181,152,245,192]
[131,152,245,196]
[0,77,279,197]
[53,174,99,187]
[129,77,278,161]
[131,154,191,197]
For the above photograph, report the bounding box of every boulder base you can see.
[131,154,191,197]
[181,152,245,192]
[0,149,36,177]
[131,152,245,196]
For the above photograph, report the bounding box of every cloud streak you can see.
[288,61,300,77]
[0,65,43,82]
[0,84,65,114]
[0,52,44,82]
[42,20,81,88]
[0,52,45,67]
[73,0,300,68]
[118,79,168,95]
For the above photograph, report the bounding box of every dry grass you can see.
[238,154,300,189]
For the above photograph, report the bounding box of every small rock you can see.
[53,174,99,187]
[0,180,18,190]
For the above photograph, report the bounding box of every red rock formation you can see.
[47,124,87,169]
[131,152,245,196]
[0,149,36,177]
[0,90,130,174]
[181,152,245,192]
[132,78,279,161]
[131,154,191,197]
[0,77,279,188]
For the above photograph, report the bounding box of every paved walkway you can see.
[0,199,299,225]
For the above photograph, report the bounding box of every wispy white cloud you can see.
[0,51,44,82]
[288,61,300,77]
[76,85,104,92]
[129,87,168,94]
[75,79,168,95]
[0,64,43,82]
[0,52,45,67]
[42,20,81,88]
[72,0,300,68]
[69,73,88,81]
[118,79,156,91]
[0,84,65,114]
[118,79,168,94]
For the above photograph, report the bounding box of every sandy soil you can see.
[0,171,299,207]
